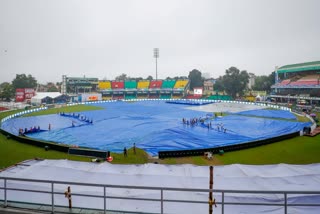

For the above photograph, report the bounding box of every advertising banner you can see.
[15,88,25,102]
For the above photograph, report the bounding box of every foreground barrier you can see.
[0,176,319,214]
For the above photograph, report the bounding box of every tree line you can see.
[0,74,59,101]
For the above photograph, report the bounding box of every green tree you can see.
[129,77,143,81]
[213,77,224,92]
[115,73,128,81]
[47,85,59,92]
[188,69,203,90]
[0,82,14,101]
[146,75,153,81]
[221,67,249,98]
[252,72,274,93]
[11,74,37,91]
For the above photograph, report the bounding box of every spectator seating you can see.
[161,80,176,89]
[111,81,124,89]
[137,81,150,89]
[174,80,188,89]
[124,81,137,89]
[149,80,162,89]
[98,81,111,90]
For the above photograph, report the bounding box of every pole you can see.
[104,187,106,214]
[156,57,158,80]
[153,48,159,80]
[64,186,72,209]
[51,183,54,213]
[4,179,7,207]
[209,166,213,214]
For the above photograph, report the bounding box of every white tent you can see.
[31,92,62,105]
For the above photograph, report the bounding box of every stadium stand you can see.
[160,94,172,99]
[279,79,291,86]
[161,80,176,89]
[98,81,112,100]
[160,80,176,99]
[206,94,232,100]
[64,76,98,94]
[111,81,124,99]
[290,74,319,86]
[124,81,137,99]
[96,79,189,100]
[148,80,162,98]
[137,80,150,89]
[149,80,162,89]
[124,81,137,89]
[271,61,320,106]
[111,81,124,89]
[172,80,188,98]
[98,81,111,90]
[135,81,149,99]
[174,80,188,89]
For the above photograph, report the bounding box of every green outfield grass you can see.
[0,133,90,169]
[0,105,319,169]
[215,135,320,165]
[23,104,104,117]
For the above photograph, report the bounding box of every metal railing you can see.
[1,177,320,214]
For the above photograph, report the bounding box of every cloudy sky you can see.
[0,0,319,84]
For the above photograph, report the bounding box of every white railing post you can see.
[51,182,54,213]
[104,186,106,214]
[161,189,164,214]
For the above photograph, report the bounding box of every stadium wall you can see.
[158,131,300,158]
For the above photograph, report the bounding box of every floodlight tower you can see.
[153,48,159,80]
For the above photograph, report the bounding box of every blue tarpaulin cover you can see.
[234,109,297,120]
[1,101,311,156]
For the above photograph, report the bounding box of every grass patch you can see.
[160,158,177,164]
[216,135,320,165]
[295,114,311,122]
[110,148,149,164]
[23,105,104,117]
[0,134,90,169]
[0,109,23,120]
[157,155,223,165]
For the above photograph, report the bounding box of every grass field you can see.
[23,104,104,117]
[0,104,319,169]
[0,133,91,169]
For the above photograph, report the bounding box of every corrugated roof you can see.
[277,61,320,74]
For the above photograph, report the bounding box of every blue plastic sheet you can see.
[166,100,213,105]
[1,101,311,156]
[234,109,297,120]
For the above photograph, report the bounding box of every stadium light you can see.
[153,48,159,80]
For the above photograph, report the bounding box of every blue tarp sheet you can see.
[234,109,297,120]
[1,101,311,156]
[166,100,212,105]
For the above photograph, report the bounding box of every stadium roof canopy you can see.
[277,61,320,74]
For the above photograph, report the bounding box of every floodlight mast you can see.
[153,48,159,80]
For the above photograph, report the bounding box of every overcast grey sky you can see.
[1,0,319,84]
